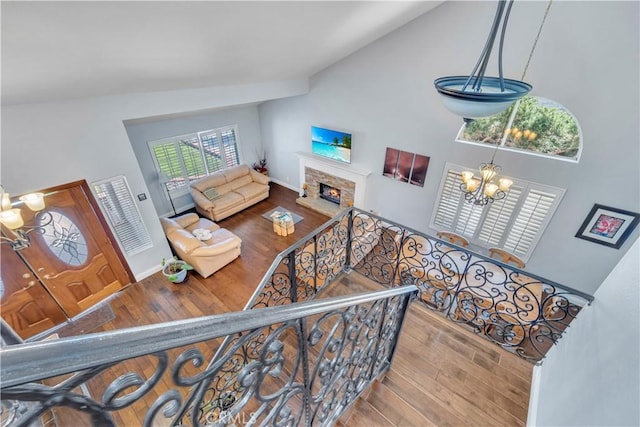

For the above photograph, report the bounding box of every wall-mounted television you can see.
[311,126,352,164]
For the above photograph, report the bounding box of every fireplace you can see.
[319,183,341,205]
[296,152,371,217]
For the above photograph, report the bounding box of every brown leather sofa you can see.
[159,213,242,278]
[190,164,270,221]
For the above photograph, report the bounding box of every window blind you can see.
[92,176,152,256]
[432,169,463,229]
[149,125,241,197]
[221,128,240,168]
[430,162,565,261]
[478,184,523,246]
[504,188,557,256]
[152,142,184,191]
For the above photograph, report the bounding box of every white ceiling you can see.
[1,1,442,106]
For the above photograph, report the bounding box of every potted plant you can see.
[161,257,193,284]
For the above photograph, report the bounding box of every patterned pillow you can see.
[203,187,220,200]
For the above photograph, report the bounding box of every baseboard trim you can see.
[527,364,542,426]
[135,264,164,282]
[270,178,300,193]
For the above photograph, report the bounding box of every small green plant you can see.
[161,256,193,283]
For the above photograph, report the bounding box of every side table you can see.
[272,212,295,236]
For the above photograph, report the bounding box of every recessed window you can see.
[430,163,565,261]
[456,96,582,162]
[149,125,241,196]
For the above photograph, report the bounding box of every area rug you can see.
[262,206,304,224]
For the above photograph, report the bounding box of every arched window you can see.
[456,96,582,162]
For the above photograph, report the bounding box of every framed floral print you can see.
[575,204,640,249]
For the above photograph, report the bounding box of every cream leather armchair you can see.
[159,213,242,278]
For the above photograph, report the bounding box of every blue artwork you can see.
[311,126,352,164]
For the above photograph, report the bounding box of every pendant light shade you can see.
[434,0,532,120]
[434,76,531,119]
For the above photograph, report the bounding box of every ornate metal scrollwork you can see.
[345,209,591,362]
[0,207,593,427]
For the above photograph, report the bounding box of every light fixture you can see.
[448,0,553,205]
[460,152,513,206]
[0,186,53,251]
[434,0,532,120]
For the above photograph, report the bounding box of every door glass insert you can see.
[39,211,88,266]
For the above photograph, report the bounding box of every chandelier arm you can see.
[497,0,516,92]
[462,0,506,92]
[0,211,53,251]
[473,0,507,92]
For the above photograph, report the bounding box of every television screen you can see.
[311,126,351,164]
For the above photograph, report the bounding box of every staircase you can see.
[322,273,533,426]
[0,208,591,426]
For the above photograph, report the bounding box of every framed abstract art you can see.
[382,147,430,187]
[575,204,640,249]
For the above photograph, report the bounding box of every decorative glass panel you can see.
[39,211,88,266]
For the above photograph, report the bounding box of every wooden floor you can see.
[54,183,533,426]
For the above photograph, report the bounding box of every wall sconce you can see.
[0,187,52,251]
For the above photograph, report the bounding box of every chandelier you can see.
[434,0,532,119]
[460,158,513,206]
[0,187,53,251]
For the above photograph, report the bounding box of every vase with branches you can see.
[252,150,268,174]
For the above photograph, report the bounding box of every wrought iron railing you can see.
[0,206,594,426]
[245,208,593,363]
[346,209,594,362]
[0,286,415,426]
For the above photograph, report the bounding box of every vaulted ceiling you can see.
[1,1,443,106]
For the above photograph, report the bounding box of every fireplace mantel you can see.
[296,152,371,208]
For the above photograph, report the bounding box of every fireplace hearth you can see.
[319,183,341,205]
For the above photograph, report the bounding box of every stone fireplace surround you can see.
[296,152,371,216]
[305,167,355,208]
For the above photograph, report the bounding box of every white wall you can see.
[531,238,639,426]
[258,95,310,189]
[1,80,308,280]
[125,104,263,216]
[258,1,640,295]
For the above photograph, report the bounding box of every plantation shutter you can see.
[455,202,483,237]
[433,170,463,229]
[220,128,240,168]
[149,125,241,198]
[151,142,184,191]
[199,131,224,174]
[92,176,152,256]
[430,162,564,261]
[177,134,207,182]
[504,188,558,256]
[477,184,523,246]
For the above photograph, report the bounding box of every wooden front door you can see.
[13,181,133,318]
[1,245,68,339]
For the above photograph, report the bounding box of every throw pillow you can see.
[203,187,219,200]
[192,228,212,241]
